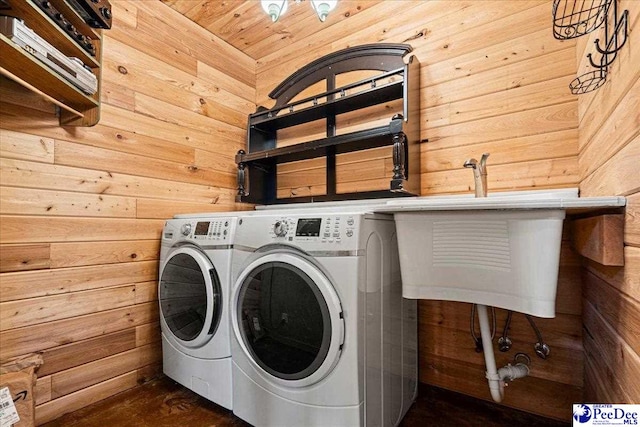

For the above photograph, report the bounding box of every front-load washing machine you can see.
[230,209,418,426]
[159,214,240,410]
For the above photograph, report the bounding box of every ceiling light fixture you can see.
[261,0,338,23]
[310,0,338,22]
[261,0,288,22]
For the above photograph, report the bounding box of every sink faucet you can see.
[463,153,490,197]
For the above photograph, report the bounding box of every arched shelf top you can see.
[269,43,413,109]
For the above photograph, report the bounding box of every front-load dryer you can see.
[159,214,239,410]
[230,209,418,426]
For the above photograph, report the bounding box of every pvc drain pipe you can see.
[476,304,530,403]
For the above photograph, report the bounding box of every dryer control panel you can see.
[191,219,232,241]
[163,217,237,244]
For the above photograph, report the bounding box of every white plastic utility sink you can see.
[375,188,626,318]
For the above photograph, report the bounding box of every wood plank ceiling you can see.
[160,0,382,59]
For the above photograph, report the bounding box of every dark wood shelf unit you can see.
[0,0,102,126]
[236,44,420,205]
[0,34,98,110]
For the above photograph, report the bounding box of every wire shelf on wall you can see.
[555,0,629,94]
[552,0,612,39]
[569,70,607,95]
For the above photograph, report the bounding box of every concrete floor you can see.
[42,376,567,427]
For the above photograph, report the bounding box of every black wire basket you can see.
[569,69,607,95]
[552,0,612,39]
[566,0,628,94]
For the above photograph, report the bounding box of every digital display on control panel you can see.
[194,222,210,236]
[296,218,322,237]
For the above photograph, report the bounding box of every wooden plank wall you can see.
[255,1,581,421]
[576,0,640,404]
[0,1,255,424]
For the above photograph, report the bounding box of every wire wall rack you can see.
[552,0,612,39]
[553,0,629,94]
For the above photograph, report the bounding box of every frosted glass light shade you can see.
[310,0,337,22]
[261,0,289,22]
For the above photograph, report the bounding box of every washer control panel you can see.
[269,215,357,244]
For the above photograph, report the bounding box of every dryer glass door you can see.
[159,247,222,347]
[235,253,344,385]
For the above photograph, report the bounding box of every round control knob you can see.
[346,229,354,237]
[273,220,288,237]
[181,223,192,236]
[101,7,112,19]
[42,1,51,9]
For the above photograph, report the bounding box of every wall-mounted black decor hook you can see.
[587,0,629,70]
[564,0,629,94]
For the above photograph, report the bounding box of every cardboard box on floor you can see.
[0,354,43,427]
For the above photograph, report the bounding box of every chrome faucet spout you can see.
[464,153,490,197]
[479,153,490,172]
[463,158,478,169]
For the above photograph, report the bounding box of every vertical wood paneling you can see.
[5,0,637,423]
[0,1,256,424]
[578,0,640,405]
[254,0,580,421]
[37,329,137,377]
[264,1,580,205]
[0,285,138,330]
[0,129,54,163]
[0,244,51,272]
[0,261,158,302]
[35,372,139,425]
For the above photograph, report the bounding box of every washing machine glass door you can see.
[159,246,222,348]
[234,252,344,387]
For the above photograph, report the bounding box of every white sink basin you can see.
[375,188,625,318]
[380,188,625,212]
